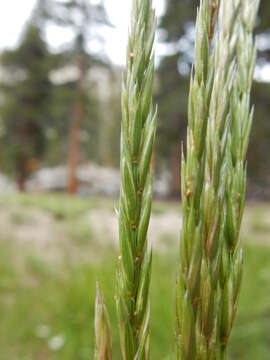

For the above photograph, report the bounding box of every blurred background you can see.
[0,0,270,359]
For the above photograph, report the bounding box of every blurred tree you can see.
[248,81,270,197]
[156,1,198,196]
[157,0,270,197]
[97,69,121,167]
[38,0,111,194]
[0,24,53,190]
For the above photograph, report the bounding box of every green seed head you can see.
[177,0,260,358]
[116,0,157,358]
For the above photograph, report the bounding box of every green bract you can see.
[94,283,112,360]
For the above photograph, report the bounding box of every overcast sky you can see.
[0,0,165,65]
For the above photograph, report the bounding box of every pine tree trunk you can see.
[171,143,180,198]
[16,155,27,192]
[17,175,26,192]
[67,101,82,194]
[67,55,84,195]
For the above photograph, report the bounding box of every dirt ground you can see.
[0,198,269,262]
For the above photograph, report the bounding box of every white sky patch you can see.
[254,63,270,83]
[45,24,75,50]
[0,0,165,66]
[0,0,35,50]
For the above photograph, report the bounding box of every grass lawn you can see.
[0,193,270,359]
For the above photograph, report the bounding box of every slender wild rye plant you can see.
[115,0,157,359]
[94,1,157,358]
[176,0,260,358]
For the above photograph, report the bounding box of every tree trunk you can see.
[170,143,181,199]
[16,156,27,192]
[17,174,26,192]
[67,54,85,195]
[67,101,82,194]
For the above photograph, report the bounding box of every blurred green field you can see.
[0,193,270,359]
